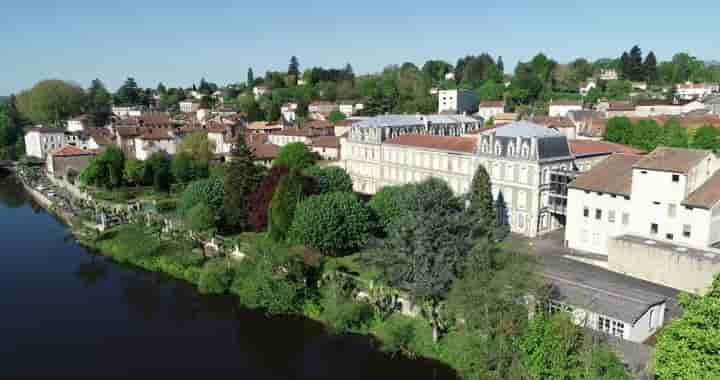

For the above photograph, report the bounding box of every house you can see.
[311,136,341,160]
[248,141,280,167]
[444,72,455,81]
[24,127,66,159]
[133,128,179,161]
[599,69,619,81]
[46,145,98,180]
[549,100,583,117]
[704,96,720,115]
[676,82,719,101]
[267,125,333,147]
[339,102,356,117]
[531,116,577,139]
[565,147,720,294]
[476,101,505,121]
[308,101,339,114]
[438,89,479,114]
[67,115,90,132]
[253,85,269,100]
[246,121,284,134]
[541,263,667,343]
[333,119,354,137]
[85,128,114,150]
[602,101,636,118]
[579,80,597,97]
[179,100,200,113]
[567,110,607,140]
[634,99,706,117]
[281,102,298,122]
[493,113,518,125]
[111,106,142,118]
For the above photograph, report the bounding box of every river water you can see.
[0,173,456,379]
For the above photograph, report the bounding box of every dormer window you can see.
[521,143,529,157]
[495,142,502,155]
[507,143,515,156]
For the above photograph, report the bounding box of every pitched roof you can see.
[311,136,341,148]
[608,101,635,111]
[139,128,173,140]
[494,121,562,138]
[531,116,575,129]
[569,140,645,157]
[247,121,282,130]
[85,128,113,146]
[683,171,720,209]
[50,145,98,157]
[633,147,711,173]
[479,100,505,108]
[569,154,644,196]
[250,143,280,160]
[384,134,477,154]
[28,126,64,134]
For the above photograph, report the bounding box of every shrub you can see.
[198,258,235,294]
[304,166,353,194]
[230,259,304,314]
[274,142,316,171]
[155,199,177,214]
[289,192,373,255]
[184,203,216,232]
[171,152,194,183]
[372,315,434,356]
[179,179,224,218]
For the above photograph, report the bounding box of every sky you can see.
[2,0,719,95]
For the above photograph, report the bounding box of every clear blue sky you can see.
[2,0,718,95]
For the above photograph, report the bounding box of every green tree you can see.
[178,131,216,161]
[145,152,171,192]
[328,110,346,124]
[237,94,264,122]
[15,80,85,125]
[247,68,254,86]
[603,117,633,144]
[663,119,689,148]
[691,125,720,152]
[368,184,412,235]
[86,79,112,127]
[171,152,194,183]
[274,142,316,171]
[654,275,720,379]
[289,192,373,256]
[223,139,262,232]
[630,119,663,151]
[288,56,300,78]
[365,178,475,341]
[477,80,504,101]
[80,146,125,188]
[606,80,632,100]
[303,166,353,194]
[180,179,225,221]
[628,45,645,81]
[644,51,659,84]
[468,164,499,237]
[123,159,146,186]
[268,169,313,242]
[114,77,141,106]
[0,103,23,160]
[184,203,216,233]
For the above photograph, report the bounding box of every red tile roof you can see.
[384,134,477,154]
[684,171,720,209]
[311,136,341,148]
[569,140,645,157]
[139,128,174,140]
[85,128,114,146]
[50,146,98,157]
[570,154,644,196]
[633,147,711,174]
[550,100,582,106]
[531,116,575,128]
[250,143,280,160]
[479,100,505,108]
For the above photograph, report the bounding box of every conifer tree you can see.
[223,138,261,232]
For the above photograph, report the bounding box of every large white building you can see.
[24,127,66,159]
[549,100,583,117]
[341,117,587,237]
[566,147,720,294]
[676,82,719,101]
[438,89,479,114]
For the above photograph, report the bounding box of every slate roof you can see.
[683,171,720,209]
[542,262,667,324]
[569,154,643,196]
[384,134,477,154]
[494,121,562,138]
[633,147,711,173]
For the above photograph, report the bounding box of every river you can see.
[0,172,456,379]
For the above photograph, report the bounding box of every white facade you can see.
[676,82,719,101]
[438,89,479,114]
[133,137,179,161]
[253,86,269,100]
[633,101,707,117]
[599,69,619,81]
[339,103,355,117]
[579,81,597,97]
[476,103,505,121]
[268,134,310,147]
[309,102,339,114]
[67,116,88,132]
[549,102,583,117]
[24,129,67,159]
[208,131,232,155]
[566,149,720,256]
[112,106,142,118]
[179,100,200,113]
[281,103,298,122]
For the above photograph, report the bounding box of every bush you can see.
[184,203,216,232]
[179,179,224,218]
[155,199,177,214]
[372,315,434,356]
[304,166,353,194]
[171,152,194,183]
[274,142,316,171]
[289,192,373,255]
[198,259,235,294]
[230,259,305,314]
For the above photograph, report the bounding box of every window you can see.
[598,316,625,338]
[683,224,692,238]
[581,229,589,243]
[592,232,600,246]
[653,201,661,205]
[495,142,502,155]
[583,207,589,218]
[641,170,648,174]
[668,204,677,218]
[622,213,630,226]
[595,209,602,220]
[666,233,674,240]
[672,174,680,183]
[650,223,659,235]
[608,210,616,223]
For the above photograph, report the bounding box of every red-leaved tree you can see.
[248,166,290,231]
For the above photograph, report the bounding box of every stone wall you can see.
[608,235,720,294]
[52,155,93,179]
